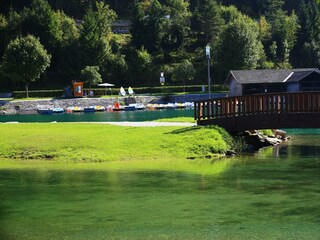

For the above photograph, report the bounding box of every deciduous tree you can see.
[216,15,264,72]
[1,35,51,97]
[172,60,195,92]
[80,66,102,92]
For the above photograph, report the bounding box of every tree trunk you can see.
[25,83,29,98]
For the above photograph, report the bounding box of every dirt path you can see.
[88,122,196,127]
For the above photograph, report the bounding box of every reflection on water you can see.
[1,131,320,239]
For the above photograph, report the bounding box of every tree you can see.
[131,0,166,53]
[80,66,102,92]
[162,0,191,51]
[216,15,264,72]
[20,0,62,51]
[127,47,153,85]
[78,2,116,76]
[263,0,299,67]
[172,60,195,92]
[293,0,320,67]
[192,0,224,47]
[1,35,51,97]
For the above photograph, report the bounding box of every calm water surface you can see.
[1,130,320,239]
[0,109,194,122]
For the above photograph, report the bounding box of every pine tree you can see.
[192,0,224,47]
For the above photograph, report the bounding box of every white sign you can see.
[160,77,165,85]
[206,45,210,59]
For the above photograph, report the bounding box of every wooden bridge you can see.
[194,92,320,132]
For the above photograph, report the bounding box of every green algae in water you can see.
[1,132,320,239]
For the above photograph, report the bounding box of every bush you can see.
[13,90,64,98]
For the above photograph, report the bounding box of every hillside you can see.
[0,0,319,91]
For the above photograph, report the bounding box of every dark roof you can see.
[226,68,320,84]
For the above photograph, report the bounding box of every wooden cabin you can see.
[226,68,320,96]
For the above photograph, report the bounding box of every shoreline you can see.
[0,93,226,115]
[0,96,156,115]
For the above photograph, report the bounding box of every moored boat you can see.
[174,102,186,109]
[72,106,84,112]
[52,107,64,113]
[37,108,53,114]
[112,102,125,111]
[94,106,105,111]
[130,103,145,110]
[124,105,136,111]
[84,106,95,112]
[164,103,175,110]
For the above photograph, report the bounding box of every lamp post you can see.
[206,45,211,97]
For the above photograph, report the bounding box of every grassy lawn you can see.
[0,123,234,173]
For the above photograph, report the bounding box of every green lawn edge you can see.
[0,122,237,174]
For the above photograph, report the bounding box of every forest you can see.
[1,0,320,91]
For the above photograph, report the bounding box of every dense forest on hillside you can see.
[1,0,320,91]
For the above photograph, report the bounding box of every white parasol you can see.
[98,83,115,95]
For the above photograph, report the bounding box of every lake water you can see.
[0,109,194,123]
[1,129,320,239]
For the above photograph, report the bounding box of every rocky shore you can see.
[240,129,289,152]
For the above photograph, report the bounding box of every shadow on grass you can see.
[167,125,224,135]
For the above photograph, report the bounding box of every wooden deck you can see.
[194,92,320,132]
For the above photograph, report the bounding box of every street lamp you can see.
[206,45,211,97]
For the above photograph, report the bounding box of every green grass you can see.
[0,123,232,165]
[11,97,53,101]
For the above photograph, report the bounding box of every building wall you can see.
[228,78,242,96]
[287,83,300,92]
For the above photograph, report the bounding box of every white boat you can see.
[129,103,145,110]
[52,107,64,113]
[185,102,194,108]
[174,103,186,109]
[164,103,176,110]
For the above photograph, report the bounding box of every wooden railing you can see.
[194,92,320,122]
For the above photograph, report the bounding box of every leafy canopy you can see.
[2,34,51,84]
[1,34,51,97]
[80,66,102,88]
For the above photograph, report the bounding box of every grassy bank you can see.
[0,123,233,169]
